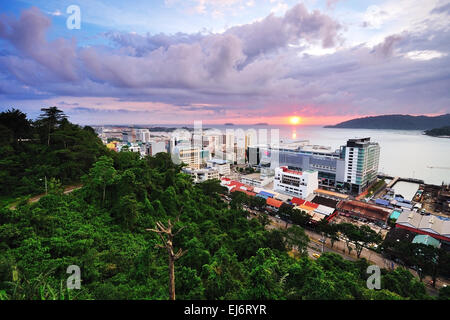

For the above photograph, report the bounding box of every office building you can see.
[342,138,380,194]
[273,166,319,199]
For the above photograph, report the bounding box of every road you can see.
[244,206,449,293]
[9,184,83,210]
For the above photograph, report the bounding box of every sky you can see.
[0,0,449,125]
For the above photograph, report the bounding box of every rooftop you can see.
[337,200,392,222]
[280,166,302,176]
[266,197,283,208]
[396,210,450,240]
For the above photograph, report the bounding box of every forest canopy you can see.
[0,108,442,300]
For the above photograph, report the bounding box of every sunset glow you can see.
[289,116,301,125]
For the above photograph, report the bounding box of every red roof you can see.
[231,188,256,197]
[266,197,283,208]
[281,166,302,176]
[291,197,305,206]
[304,201,319,209]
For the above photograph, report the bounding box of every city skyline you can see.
[0,0,449,125]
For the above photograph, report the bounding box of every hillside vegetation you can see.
[325,114,450,130]
[0,108,446,300]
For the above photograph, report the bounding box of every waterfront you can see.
[197,124,450,186]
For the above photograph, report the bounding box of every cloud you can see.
[0,7,79,82]
[431,2,450,14]
[0,4,449,123]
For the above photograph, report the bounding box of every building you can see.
[136,129,151,143]
[273,166,319,199]
[172,145,210,169]
[336,200,392,225]
[266,197,283,212]
[248,137,380,195]
[240,173,273,188]
[207,159,231,176]
[395,210,450,243]
[147,141,167,156]
[342,138,380,194]
[412,234,441,248]
[182,167,219,183]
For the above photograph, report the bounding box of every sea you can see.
[157,123,450,199]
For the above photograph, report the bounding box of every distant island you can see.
[424,126,450,138]
[224,123,234,125]
[254,122,268,126]
[324,114,450,130]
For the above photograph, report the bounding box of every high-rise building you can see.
[341,138,380,194]
[136,129,151,143]
[248,137,380,195]
[172,145,210,169]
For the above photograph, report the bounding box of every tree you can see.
[438,285,450,300]
[381,267,427,299]
[83,156,117,205]
[148,218,187,300]
[290,208,310,227]
[37,107,67,146]
[229,191,249,210]
[197,179,227,197]
[337,223,357,255]
[250,196,266,211]
[353,225,382,259]
[0,108,32,142]
[283,225,309,257]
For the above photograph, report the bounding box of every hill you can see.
[424,126,450,137]
[325,114,450,130]
[0,107,107,198]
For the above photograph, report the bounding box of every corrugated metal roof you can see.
[259,191,274,197]
[266,197,283,208]
[390,210,402,220]
[412,235,440,248]
[291,197,305,206]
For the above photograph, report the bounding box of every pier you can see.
[377,174,424,187]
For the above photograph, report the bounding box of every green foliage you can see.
[424,126,450,137]
[0,108,107,198]
[0,113,435,299]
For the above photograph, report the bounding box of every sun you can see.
[289,116,301,125]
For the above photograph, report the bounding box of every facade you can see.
[248,137,380,195]
[342,138,380,194]
[136,129,151,143]
[273,166,319,199]
[148,141,166,156]
[207,158,231,176]
[172,145,210,169]
[240,173,273,188]
[172,146,201,169]
[182,167,220,183]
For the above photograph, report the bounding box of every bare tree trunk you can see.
[148,217,186,301]
[168,255,175,300]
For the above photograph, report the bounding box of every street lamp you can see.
[39,176,48,194]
